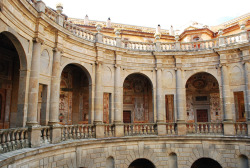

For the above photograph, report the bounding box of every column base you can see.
[114,122,124,137]
[50,124,62,144]
[28,125,41,148]
[177,121,187,135]
[223,121,236,136]
[157,122,167,136]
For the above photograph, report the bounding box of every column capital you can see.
[53,47,64,53]
[115,64,121,68]
[219,63,227,68]
[174,67,182,71]
[33,37,44,44]
[95,60,103,65]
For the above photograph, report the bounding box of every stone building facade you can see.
[0,0,250,168]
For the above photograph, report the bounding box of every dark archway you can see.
[59,64,91,124]
[0,33,22,128]
[191,158,222,168]
[123,73,154,123]
[129,158,156,168]
[186,72,221,123]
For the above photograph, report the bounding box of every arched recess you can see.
[169,153,178,168]
[106,156,115,168]
[185,72,222,124]
[0,31,28,128]
[128,158,156,168]
[59,63,92,124]
[191,157,222,168]
[123,73,154,123]
[238,155,249,168]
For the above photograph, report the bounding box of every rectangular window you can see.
[234,91,246,121]
[165,95,174,122]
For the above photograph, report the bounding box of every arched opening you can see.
[0,33,23,128]
[123,73,153,123]
[169,153,178,168]
[106,156,115,168]
[128,158,155,168]
[238,155,249,168]
[186,72,222,124]
[59,64,91,124]
[191,158,222,168]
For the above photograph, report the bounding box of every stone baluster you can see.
[220,64,235,135]
[49,48,62,143]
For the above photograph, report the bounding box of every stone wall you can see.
[0,137,249,168]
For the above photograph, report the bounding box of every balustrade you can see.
[104,124,115,137]
[180,39,219,51]
[222,33,241,46]
[61,124,95,141]
[103,35,116,46]
[165,123,177,135]
[123,41,155,51]
[0,128,28,154]
[45,7,59,22]
[124,123,157,136]
[235,122,248,136]
[161,43,176,51]
[186,122,223,135]
[40,126,50,145]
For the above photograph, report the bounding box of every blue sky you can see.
[43,0,249,30]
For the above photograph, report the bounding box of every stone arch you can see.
[0,31,28,71]
[60,62,93,86]
[0,31,29,127]
[185,72,222,123]
[190,157,223,168]
[184,70,220,87]
[128,158,156,168]
[59,63,93,124]
[122,71,154,89]
[186,148,225,168]
[123,73,154,123]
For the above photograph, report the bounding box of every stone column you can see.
[176,68,186,135]
[242,49,250,135]
[221,64,235,135]
[94,62,104,138]
[156,68,166,135]
[49,48,62,143]
[27,38,43,147]
[114,65,124,137]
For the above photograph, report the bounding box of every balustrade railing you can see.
[124,123,157,136]
[0,128,28,154]
[103,35,116,46]
[40,126,50,145]
[180,39,219,51]
[122,41,155,51]
[161,42,176,51]
[165,123,177,135]
[186,122,223,135]
[63,21,95,42]
[61,124,95,141]
[104,124,115,137]
[235,122,248,136]
[45,7,59,23]
[26,0,36,6]
[222,33,241,46]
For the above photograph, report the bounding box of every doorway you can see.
[197,109,208,122]
[123,111,131,123]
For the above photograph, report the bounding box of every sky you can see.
[43,0,250,30]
